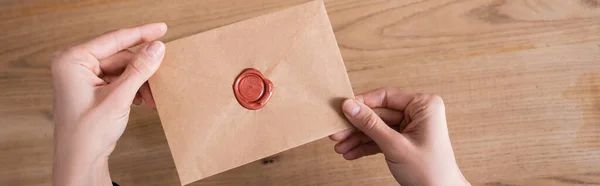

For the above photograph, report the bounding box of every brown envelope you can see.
[148,0,354,185]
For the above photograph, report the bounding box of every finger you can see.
[356,88,418,111]
[329,128,356,141]
[110,41,165,105]
[99,50,134,75]
[342,98,408,150]
[139,82,155,108]
[343,142,382,160]
[372,108,403,126]
[101,75,119,85]
[79,23,167,59]
[335,132,371,154]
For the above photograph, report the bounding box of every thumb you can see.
[113,41,164,100]
[342,99,407,149]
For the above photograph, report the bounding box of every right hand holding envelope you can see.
[329,88,471,186]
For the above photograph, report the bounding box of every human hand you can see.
[329,88,470,186]
[51,23,167,186]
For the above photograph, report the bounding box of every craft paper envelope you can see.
[149,1,354,184]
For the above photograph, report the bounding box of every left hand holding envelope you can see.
[51,23,167,186]
[329,88,471,186]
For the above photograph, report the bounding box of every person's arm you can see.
[51,23,167,186]
[330,88,470,186]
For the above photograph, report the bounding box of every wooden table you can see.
[1,0,599,185]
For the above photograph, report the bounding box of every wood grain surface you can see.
[1,0,599,185]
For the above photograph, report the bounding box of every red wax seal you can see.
[233,68,274,110]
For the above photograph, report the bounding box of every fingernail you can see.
[158,23,168,32]
[146,41,164,59]
[342,99,360,117]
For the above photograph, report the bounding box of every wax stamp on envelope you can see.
[149,0,354,184]
[233,68,274,110]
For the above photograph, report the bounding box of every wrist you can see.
[53,144,112,186]
[423,166,470,186]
